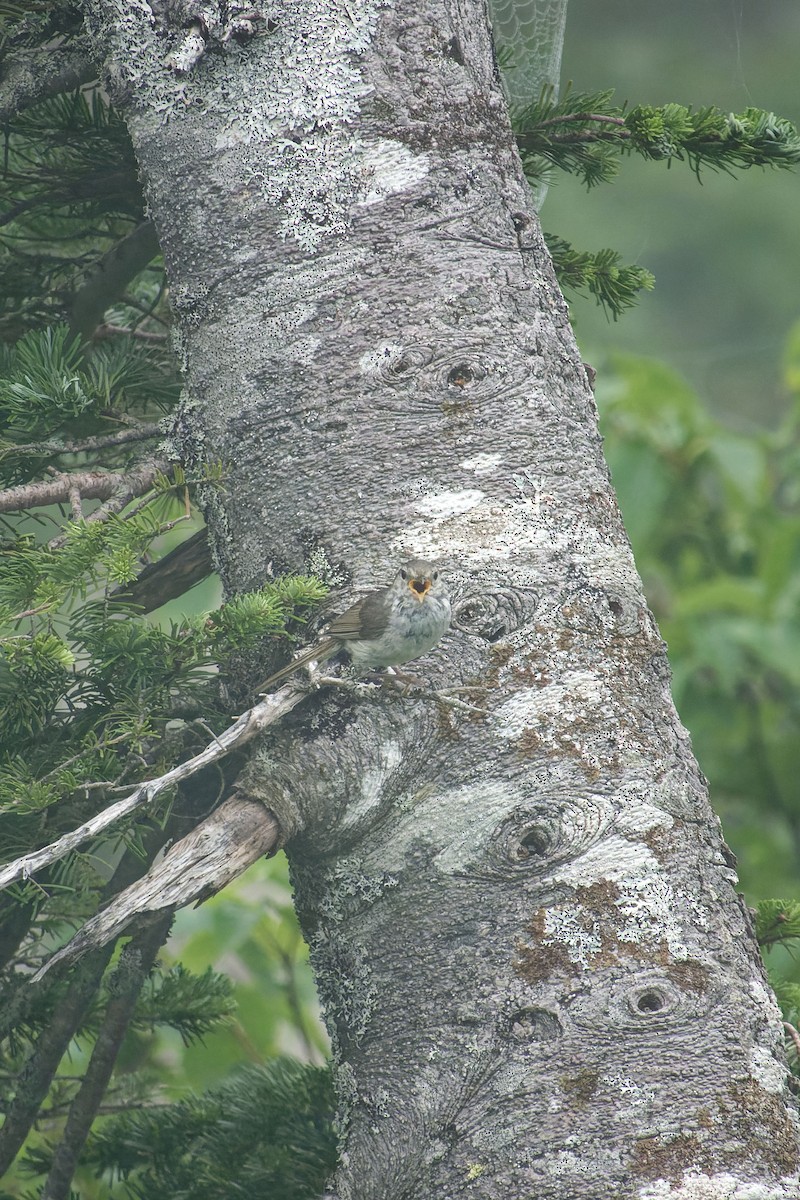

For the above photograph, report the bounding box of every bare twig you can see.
[46,459,174,548]
[0,687,304,893]
[33,795,279,980]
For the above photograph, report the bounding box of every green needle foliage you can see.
[543,234,655,320]
[756,899,800,952]
[514,88,800,187]
[0,324,179,445]
[0,89,143,338]
[755,900,800,1075]
[513,90,800,316]
[83,1058,336,1200]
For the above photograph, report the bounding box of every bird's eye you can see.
[400,569,408,580]
[432,571,439,581]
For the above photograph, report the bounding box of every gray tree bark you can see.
[82,1,800,1197]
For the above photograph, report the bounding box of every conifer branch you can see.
[514,91,800,187]
[1,423,162,460]
[545,233,655,319]
[0,688,303,894]
[0,457,170,514]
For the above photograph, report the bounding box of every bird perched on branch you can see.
[257,558,450,693]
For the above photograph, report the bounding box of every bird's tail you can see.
[255,638,336,694]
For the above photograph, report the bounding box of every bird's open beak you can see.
[409,577,432,601]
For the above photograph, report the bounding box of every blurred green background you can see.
[555,0,800,426]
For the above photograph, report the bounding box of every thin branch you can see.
[46,464,175,545]
[34,795,280,979]
[0,946,114,1177]
[0,458,170,515]
[1,424,162,460]
[0,687,305,893]
[533,112,628,129]
[545,130,630,145]
[41,916,173,1200]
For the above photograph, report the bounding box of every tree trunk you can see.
[82,1,800,1196]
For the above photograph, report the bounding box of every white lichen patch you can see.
[460,452,504,476]
[428,781,521,874]
[638,1171,800,1199]
[614,875,706,960]
[182,5,388,251]
[393,480,640,594]
[543,907,602,970]
[413,490,486,519]
[749,1045,789,1095]
[601,1073,656,1112]
[546,1145,623,1178]
[357,138,430,206]
[541,872,709,970]
[359,343,405,374]
[101,3,393,251]
[491,668,625,777]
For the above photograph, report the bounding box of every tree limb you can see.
[0,457,170,515]
[111,526,213,612]
[0,687,304,893]
[41,916,174,1200]
[1,424,162,461]
[34,797,278,980]
[68,221,161,340]
[0,40,97,123]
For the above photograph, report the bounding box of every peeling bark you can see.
[78,1,800,1197]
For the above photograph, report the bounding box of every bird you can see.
[256,558,450,693]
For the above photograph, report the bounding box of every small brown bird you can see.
[257,558,450,692]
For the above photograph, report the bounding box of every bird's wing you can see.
[327,587,389,642]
